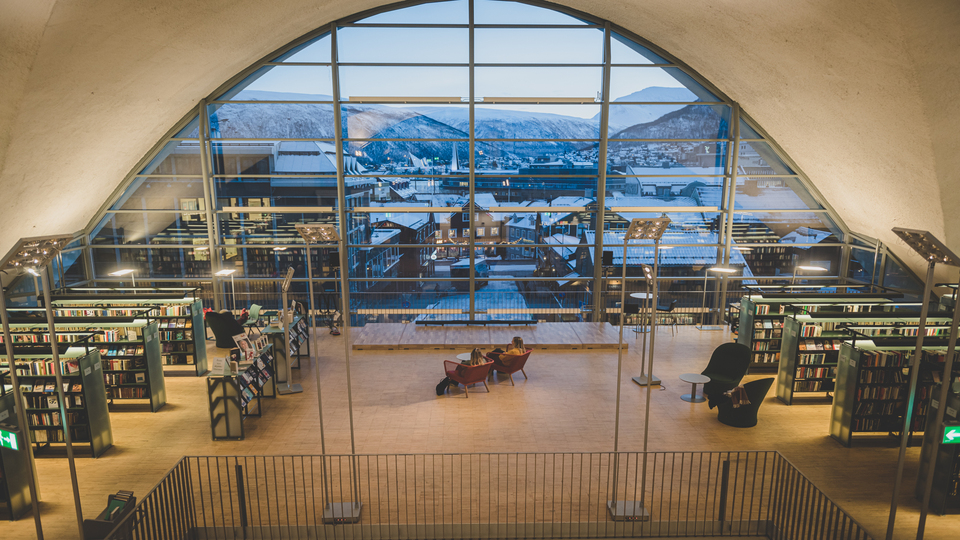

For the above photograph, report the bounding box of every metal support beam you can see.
[591,23,613,321]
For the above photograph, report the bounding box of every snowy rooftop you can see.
[583,231,752,273]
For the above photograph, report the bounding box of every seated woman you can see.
[487,337,525,366]
[444,348,486,391]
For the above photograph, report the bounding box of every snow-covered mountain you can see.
[611,104,729,140]
[597,86,697,132]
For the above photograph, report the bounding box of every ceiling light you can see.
[296,223,341,244]
[0,235,72,273]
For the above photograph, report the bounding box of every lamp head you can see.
[892,228,960,267]
[625,217,671,241]
[214,269,237,277]
[0,234,73,274]
[110,269,136,277]
[296,223,340,244]
[641,264,654,282]
[796,265,827,272]
[708,266,738,274]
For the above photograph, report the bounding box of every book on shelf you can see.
[44,383,56,393]
[71,383,82,393]
[46,396,58,408]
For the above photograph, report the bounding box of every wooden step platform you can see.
[351,322,628,351]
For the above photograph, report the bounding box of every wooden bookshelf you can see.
[207,344,276,440]
[776,317,846,405]
[6,317,166,413]
[915,383,960,515]
[0,347,113,458]
[830,339,955,447]
[51,296,208,376]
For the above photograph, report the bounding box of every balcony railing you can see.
[103,451,874,540]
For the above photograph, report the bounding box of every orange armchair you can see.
[443,361,493,397]
[485,349,532,386]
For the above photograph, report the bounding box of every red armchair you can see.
[443,361,493,397]
[485,349,532,386]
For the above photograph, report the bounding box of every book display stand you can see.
[263,314,309,384]
[0,347,113,458]
[207,344,276,440]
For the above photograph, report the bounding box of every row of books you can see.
[796,366,834,379]
[859,370,906,384]
[161,354,195,365]
[855,385,903,401]
[798,353,832,365]
[0,334,77,344]
[860,350,909,368]
[753,329,783,339]
[21,381,81,394]
[798,340,843,351]
[799,323,822,337]
[793,380,833,392]
[239,353,273,410]
[98,346,145,357]
[26,394,84,408]
[854,400,902,417]
[853,327,950,337]
[102,358,146,371]
[161,342,193,353]
[753,320,784,329]
[27,411,85,427]
[104,373,146,385]
[53,308,143,317]
[107,387,149,399]
[157,305,193,317]
[60,328,142,343]
[30,426,88,443]
[753,341,781,351]
[753,352,780,364]
[6,359,80,376]
[158,318,190,329]
[159,330,193,341]
[851,417,902,432]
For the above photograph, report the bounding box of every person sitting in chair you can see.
[439,349,485,394]
[488,337,524,366]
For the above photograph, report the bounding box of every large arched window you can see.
[86,0,873,322]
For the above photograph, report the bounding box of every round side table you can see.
[455,352,472,362]
[679,373,710,403]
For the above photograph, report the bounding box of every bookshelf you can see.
[207,344,276,440]
[6,317,166,413]
[0,347,113,458]
[738,293,906,370]
[0,392,34,519]
[829,338,955,447]
[51,296,208,376]
[776,317,847,405]
[915,383,960,515]
[262,314,309,383]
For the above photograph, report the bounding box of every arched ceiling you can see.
[1,0,957,283]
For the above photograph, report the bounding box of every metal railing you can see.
[103,451,874,540]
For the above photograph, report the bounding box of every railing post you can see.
[718,460,731,530]
[235,464,248,531]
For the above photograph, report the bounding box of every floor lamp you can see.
[214,269,237,313]
[610,217,670,521]
[1,235,84,540]
[884,228,960,540]
[294,223,360,523]
[697,266,738,331]
[632,264,659,386]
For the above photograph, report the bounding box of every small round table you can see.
[679,373,710,403]
[629,292,653,333]
[456,352,472,362]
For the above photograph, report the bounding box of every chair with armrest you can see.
[205,310,247,349]
[716,377,775,428]
[701,342,751,407]
[443,361,493,397]
[485,349,532,386]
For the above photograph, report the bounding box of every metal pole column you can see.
[0,283,44,540]
[305,244,317,331]
[329,24,362,521]
[717,103,740,318]
[885,260,936,540]
[591,23,613,321]
[917,273,960,539]
[197,99,222,311]
[40,271,85,539]
[467,0,476,321]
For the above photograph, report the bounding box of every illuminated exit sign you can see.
[944,426,960,445]
[0,428,18,451]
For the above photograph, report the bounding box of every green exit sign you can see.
[0,428,18,451]
[944,426,960,445]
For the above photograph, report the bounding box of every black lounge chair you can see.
[205,310,246,349]
[701,342,751,407]
[716,378,775,428]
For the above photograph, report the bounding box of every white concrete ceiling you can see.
[0,0,957,283]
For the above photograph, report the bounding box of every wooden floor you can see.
[2,325,958,539]
[352,322,627,350]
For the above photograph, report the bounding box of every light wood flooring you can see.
[2,326,957,539]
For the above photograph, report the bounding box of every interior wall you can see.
[0,0,956,281]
